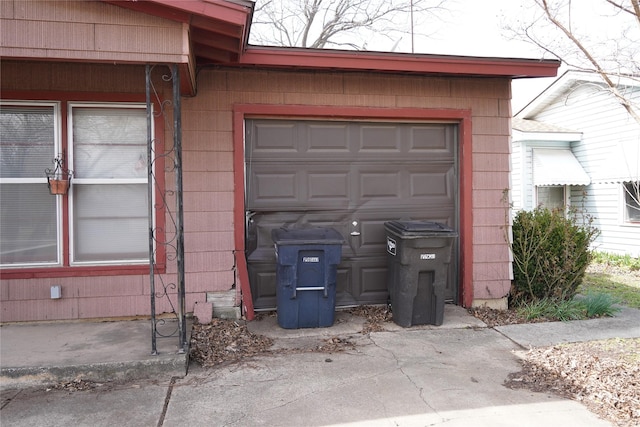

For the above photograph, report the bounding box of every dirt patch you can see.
[467,306,551,327]
[189,306,392,367]
[190,318,274,367]
[468,269,639,427]
[506,338,640,427]
[472,303,640,426]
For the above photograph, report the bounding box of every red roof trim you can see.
[239,47,560,78]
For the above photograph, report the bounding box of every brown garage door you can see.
[245,119,458,310]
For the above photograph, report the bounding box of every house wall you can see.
[0,61,220,322]
[174,67,515,306]
[530,83,640,256]
[0,60,515,321]
[0,0,188,64]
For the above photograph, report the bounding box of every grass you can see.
[590,251,640,271]
[580,292,622,318]
[513,252,638,322]
[580,252,640,309]
[515,296,619,322]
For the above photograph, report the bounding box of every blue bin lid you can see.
[272,227,344,245]
[384,220,457,237]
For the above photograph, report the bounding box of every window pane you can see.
[624,181,640,223]
[72,184,148,262]
[72,107,147,179]
[0,184,58,265]
[0,105,55,178]
[537,186,564,211]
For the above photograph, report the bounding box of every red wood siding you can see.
[1,60,514,321]
[0,0,188,64]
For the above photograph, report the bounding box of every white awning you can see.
[594,140,640,183]
[533,148,591,186]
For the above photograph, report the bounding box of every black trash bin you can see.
[385,220,458,327]
[272,227,344,329]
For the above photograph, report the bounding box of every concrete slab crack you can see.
[369,335,440,416]
[156,376,177,427]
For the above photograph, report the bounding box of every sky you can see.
[250,0,564,112]
[380,0,562,112]
[251,0,634,112]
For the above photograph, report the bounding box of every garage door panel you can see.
[248,261,277,309]
[250,170,299,204]
[343,257,389,304]
[360,171,401,198]
[308,171,350,202]
[410,125,455,154]
[251,122,297,151]
[308,123,350,151]
[350,210,456,255]
[245,119,458,309]
[249,164,457,209]
[360,125,401,151]
[410,166,455,199]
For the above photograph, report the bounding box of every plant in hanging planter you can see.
[45,156,73,195]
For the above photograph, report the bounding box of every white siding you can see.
[529,81,640,256]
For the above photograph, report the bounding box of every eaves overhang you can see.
[236,46,561,78]
[103,0,253,63]
[101,1,559,89]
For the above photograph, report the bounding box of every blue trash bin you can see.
[272,227,344,329]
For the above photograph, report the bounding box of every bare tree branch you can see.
[249,0,449,51]
[537,0,640,123]
[506,0,640,124]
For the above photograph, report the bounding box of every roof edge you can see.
[516,69,640,118]
[237,46,561,78]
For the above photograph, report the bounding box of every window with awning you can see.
[532,148,590,186]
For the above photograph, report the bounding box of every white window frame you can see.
[535,185,568,212]
[0,100,154,268]
[68,102,151,266]
[0,100,63,268]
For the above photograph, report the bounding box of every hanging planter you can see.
[45,156,73,196]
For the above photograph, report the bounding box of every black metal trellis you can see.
[146,64,187,355]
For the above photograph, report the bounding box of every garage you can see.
[244,118,459,310]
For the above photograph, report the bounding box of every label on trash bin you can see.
[302,256,320,263]
[420,253,436,260]
[387,237,396,256]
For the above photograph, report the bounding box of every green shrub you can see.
[516,298,586,321]
[551,299,586,321]
[516,298,553,321]
[510,207,599,304]
[580,292,622,318]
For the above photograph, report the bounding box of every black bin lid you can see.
[384,220,457,237]
[272,227,344,245]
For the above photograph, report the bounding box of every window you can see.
[1,103,58,265]
[0,101,151,268]
[623,181,640,224]
[536,185,565,211]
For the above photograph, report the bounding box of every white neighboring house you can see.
[512,70,640,257]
